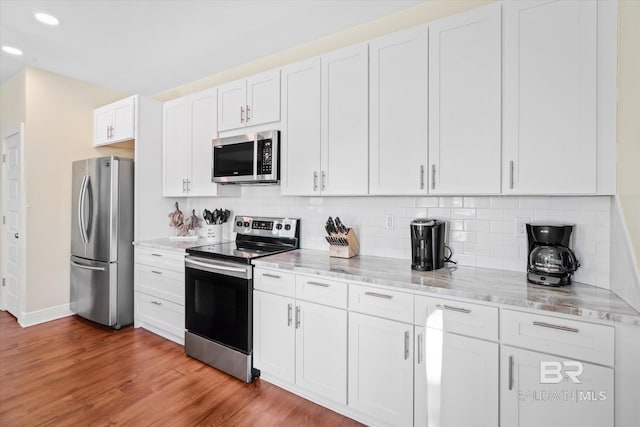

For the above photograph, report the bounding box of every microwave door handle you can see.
[254,135,258,178]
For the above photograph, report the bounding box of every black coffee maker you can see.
[526,224,579,286]
[411,219,445,271]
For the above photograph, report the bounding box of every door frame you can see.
[1,123,27,323]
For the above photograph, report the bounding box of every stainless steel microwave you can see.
[212,130,280,184]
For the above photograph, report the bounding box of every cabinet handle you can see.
[431,164,436,190]
[246,105,251,121]
[150,270,163,275]
[364,291,393,300]
[313,171,318,191]
[240,106,245,123]
[509,160,514,189]
[151,253,162,257]
[436,304,471,314]
[307,281,330,288]
[182,179,187,193]
[321,171,326,190]
[262,273,281,279]
[295,305,301,329]
[417,332,423,364]
[186,179,191,192]
[532,321,579,334]
[508,355,514,390]
[420,165,425,190]
[151,300,162,306]
[287,303,293,326]
[404,330,410,360]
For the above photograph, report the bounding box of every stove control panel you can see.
[233,216,299,239]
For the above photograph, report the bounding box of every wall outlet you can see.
[385,214,394,230]
[514,217,531,237]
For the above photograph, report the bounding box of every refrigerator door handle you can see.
[70,260,106,271]
[78,175,89,244]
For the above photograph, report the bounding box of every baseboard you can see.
[19,304,73,327]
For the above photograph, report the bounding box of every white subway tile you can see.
[504,209,535,220]
[490,220,512,234]
[575,240,597,256]
[463,243,492,256]
[519,196,549,209]
[464,220,491,232]
[548,196,580,210]
[477,232,505,245]
[451,231,477,243]
[404,208,429,219]
[579,196,611,212]
[453,253,477,267]
[463,197,491,208]
[596,211,611,227]
[448,219,465,231]
[415,197,440,208]
[477,209,504,221]
[476,256,505,270]
[439,197,464,208]
[428,208,451,218]
[490,197,519,209]
[534,209,552,222]
[451,208,476,219]
[504,258,526,272]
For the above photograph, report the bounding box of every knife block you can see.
[328,228,360,259]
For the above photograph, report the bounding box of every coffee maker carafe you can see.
[526,224,579,286]
[411,219,445,271]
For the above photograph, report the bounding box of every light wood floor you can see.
[0,311,363,426]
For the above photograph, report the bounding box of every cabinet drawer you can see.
[415,295,498,341]
[254,268,296,297]
[135,247,185,273]
[295,275,347,308]
[135,292,184,343]
[135,264,185,305]
[349,284,413,323]
[501,309,614,366]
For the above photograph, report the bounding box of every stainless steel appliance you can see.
[410,218,445,271]
[184,215,300,382]
[212,130,279,184]
[70,156,134,329]
[526,223,579,286]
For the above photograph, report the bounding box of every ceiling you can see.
[0,0,422,95]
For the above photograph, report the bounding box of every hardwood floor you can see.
[0,312,363,426]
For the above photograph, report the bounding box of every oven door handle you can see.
[186,259,251,276]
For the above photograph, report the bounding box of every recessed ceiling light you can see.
[2,46,23,56]
[34,12,60,26]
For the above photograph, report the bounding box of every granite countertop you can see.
[253,249,640,326]
[134,237,229,252]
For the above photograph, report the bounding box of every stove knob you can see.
[236,220,243,227]
[284,224,291,231]
[243,221,250,228]
[276,224,283,230]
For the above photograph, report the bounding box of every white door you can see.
[2,126,24,320]
[94,106,112,145]
[501,346,613,427]
[321,43,369,195]
[247,69,280,127]
[111,96,136,143]
[253,291,295,383]
[295,301,347,404]
[503,0,597,194]
[429,3,502,194]
[189,88,219,196]
[280,58,322,196]
[217,79,247,131]
[348,312,413,427]
[369,25,428,195]
[162,98,190,196]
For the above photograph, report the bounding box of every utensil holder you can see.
[326,228,360,259]
[201,224,223,243]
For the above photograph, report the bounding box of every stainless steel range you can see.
[184,215,300,382]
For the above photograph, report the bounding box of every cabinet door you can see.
[420,329,498,427]
[162,98,190,196]
[501,346,613,427]
[247,69,280,127]
[111,96,136,143]
[295,301,347,404]
[218,79,247,131]
[281,58,322,196]
[321,44,369,195]
[189,88,219,196]
[253,291,295,383]
[415,326,428,427]
[369,26,428,195]
[503,0,597,194]
[94,106,112,146]
[429,3,501,194]
[348,312,413,427]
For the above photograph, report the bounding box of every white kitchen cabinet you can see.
[321,43,369,195]
[94,95,135,146]
[217,69,280,131]
[280,57,322,196]
[162,88,239,197]
[348,311,413,427]
[428,3,502,194]
[501,346,613,427]
[369,25,428,195]
[503,0,597,194]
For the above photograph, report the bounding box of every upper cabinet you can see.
[503,0,597,194]
[428,3,502,194]
[94,95,136,146]
[217,69,281,132]
[369,26,428,195]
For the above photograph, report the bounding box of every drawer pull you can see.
[262,273,281,279]
[151,300,162,306]
[436,304,471,314]
[533,321,579,334]
[417,333,423,364]
[508,355,514,390]
[307,281,330,288]
[404,330,410,360]
[295,305,301,329]
[151,270,163,275]
[364,291,393,300]
[287,303,293,327]
[151,253,162,257]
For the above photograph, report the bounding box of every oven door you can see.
[212,137,256,183]
[185,257,253,354]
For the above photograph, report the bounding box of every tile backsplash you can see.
[186,187,611,289]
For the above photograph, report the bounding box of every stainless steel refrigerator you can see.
[70,156,134,329]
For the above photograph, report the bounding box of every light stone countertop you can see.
[253,249,640,326]
[133,237,231,253]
